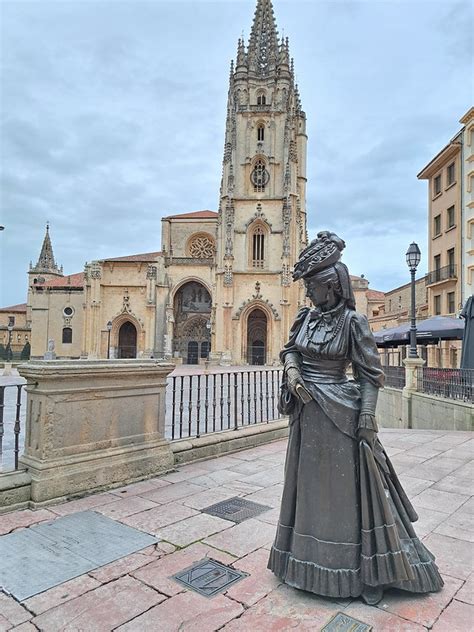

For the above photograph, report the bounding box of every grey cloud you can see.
[1,0,472,306]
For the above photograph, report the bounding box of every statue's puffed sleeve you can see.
[349,312,385,432]
[280,307,309,369]
[278,307,309,416]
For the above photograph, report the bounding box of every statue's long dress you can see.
[268,306,444,598]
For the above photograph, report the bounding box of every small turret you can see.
[236,38,247,69]
[29,223,63,280]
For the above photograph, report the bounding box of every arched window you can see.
[252,225,265,268]
[251,159,268,192]
[257,124,265,141]
[62,327,72,344]
[257,93,266,105]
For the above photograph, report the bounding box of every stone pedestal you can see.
[220,351,233,366]
[2,362,13,376]
[17,359,175,504]
[402,356,425,429]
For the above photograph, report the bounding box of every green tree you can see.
[21,341,31,360]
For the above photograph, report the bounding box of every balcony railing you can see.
[418,367,473,403]
[0,384,26,471]
[166,369,283,440]
[164,257,214,267]
[426,264,457,285]
[383,366,406,389]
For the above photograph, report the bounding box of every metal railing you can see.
[383,366,406,389]
[166,369,283,440]
[426,264,457,285]
[0,384,26,471]
[418,367,473,403]
[164,257,214,267]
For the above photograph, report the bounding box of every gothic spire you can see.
[247,0,279,76]
[31,223,62,275]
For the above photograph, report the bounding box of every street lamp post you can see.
[6,319,14,362]
[106,321,113,359]
[406,242,421,359]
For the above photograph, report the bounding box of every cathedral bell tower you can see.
[213,0,308,365]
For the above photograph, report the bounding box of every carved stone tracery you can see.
[188,234,215,259]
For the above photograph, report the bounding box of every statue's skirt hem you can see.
[268,543,444,599]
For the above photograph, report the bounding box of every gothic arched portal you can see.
[118,321,137,358]
[247,308,267,365]
[173,281,211,363]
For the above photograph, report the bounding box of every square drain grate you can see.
[172,558,248,597]
[321,612,372,632]
[201,496,271,523]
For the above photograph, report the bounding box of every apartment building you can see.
[460,107,474,303]
[418,131,462,317]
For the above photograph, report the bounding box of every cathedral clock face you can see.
[250,163,270,188]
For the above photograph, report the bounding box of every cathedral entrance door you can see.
[118,321,137,358]
[187,341,199,364]
[251,340,265,365]
[247,308,267,365]
[173,281,211,363]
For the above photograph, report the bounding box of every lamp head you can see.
[406,242,421,272]
[106,321,113,331]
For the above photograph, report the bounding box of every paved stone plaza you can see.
[0,428,473,631]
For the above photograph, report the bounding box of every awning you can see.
[373,316,464,347]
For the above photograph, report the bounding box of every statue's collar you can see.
[309,301,345,323]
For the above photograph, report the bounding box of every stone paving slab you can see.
[431,598,474,631]
[117,588,244,632]
[0,511,156,600]
[0,508,56,536]
[377,574,463,627]
[156,512,233,547]
[23,574,101,615]
[204,517,276,557]
[0,429,473,631]
[0,528,95,601]
[119,501,199,535]
[422,532,474,580]
[32,576,165,632]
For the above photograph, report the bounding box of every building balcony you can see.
[426,264,457,286]
[164,257,214,267]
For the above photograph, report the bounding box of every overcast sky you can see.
[1,0,472,307]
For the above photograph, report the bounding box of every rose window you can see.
[189,235,215,259]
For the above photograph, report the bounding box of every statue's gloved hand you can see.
[357,416,377,449]
[286,367,304,397]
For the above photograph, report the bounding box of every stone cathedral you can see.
[11,0,310,364]
[12,0,310,365]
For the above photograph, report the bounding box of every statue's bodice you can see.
[294,306,352,383]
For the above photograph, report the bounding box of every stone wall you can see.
[411,392,473,431]
[377,386,473,431]
[377,387,404,429]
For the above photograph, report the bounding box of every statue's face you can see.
[305,277,330,307]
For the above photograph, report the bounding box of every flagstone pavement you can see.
[0,428,473,631]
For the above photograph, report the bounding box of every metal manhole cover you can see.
[172,558,248,597]
[201,496,271,523]
[321,612,372,632]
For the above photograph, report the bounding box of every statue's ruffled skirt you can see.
[267,400,444,598]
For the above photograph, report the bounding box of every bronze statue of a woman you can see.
[268,231,443,605]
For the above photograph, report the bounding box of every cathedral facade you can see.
[19,0,309,365]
